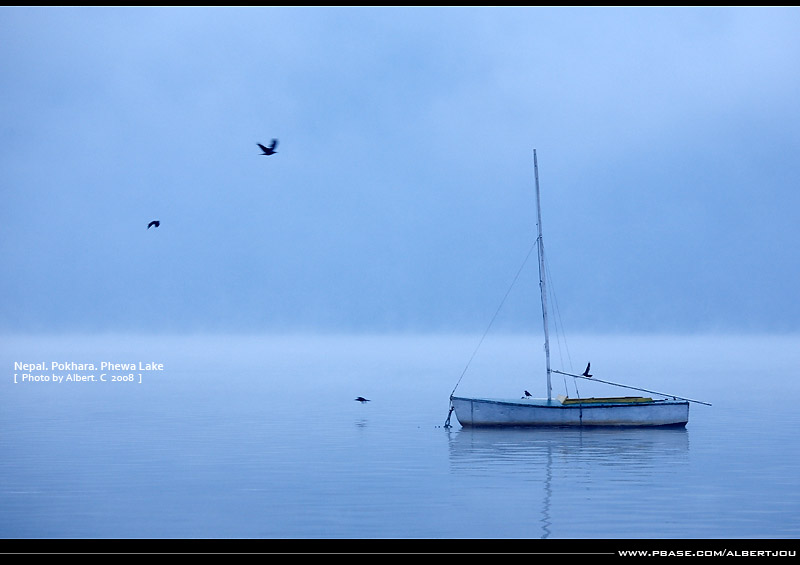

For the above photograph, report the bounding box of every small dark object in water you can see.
[257,139,278,155]
[582,362,592,378]
[147,220,160,229]
[355,396,370,403]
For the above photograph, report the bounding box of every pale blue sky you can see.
[2,6,799,334]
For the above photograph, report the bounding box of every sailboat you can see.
[447,150,708,428]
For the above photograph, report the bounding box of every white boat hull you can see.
[451,396,689,428]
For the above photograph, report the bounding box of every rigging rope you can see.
[542,245,573,374]
[447,240,538,401]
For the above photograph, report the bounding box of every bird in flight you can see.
[355,396,370,403]
[147,220,160,229]
[257,139,278,156]
[582,363,592,378]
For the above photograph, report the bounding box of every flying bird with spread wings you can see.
[355,396,370,403]
[147,220,160,229]
[257,139,278,156]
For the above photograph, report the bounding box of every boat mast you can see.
[533,149,552,401]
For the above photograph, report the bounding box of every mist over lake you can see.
[2,333,798,539]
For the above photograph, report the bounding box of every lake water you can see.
[1,333,799,543]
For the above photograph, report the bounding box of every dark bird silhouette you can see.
[582,363,592,378]
[257,139,278,156]
[147,220,160,229]
[524,390,532,397]
[355,396,370,403]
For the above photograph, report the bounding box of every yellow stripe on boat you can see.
[557,394,654,405]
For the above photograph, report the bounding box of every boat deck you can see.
[456,396,684,407]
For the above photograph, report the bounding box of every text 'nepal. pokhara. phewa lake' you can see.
[1,332,799,539]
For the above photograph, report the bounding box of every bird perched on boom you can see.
[582,363,592,378]
[524,390,532,397]
[257,139,278,156]
[147,220,160,229]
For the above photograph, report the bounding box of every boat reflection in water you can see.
[446,426,689,539]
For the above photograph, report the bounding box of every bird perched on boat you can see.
[257,139,278,156]
[524,390,532,397]
[355,396,370,403]
[147,220,160,229]
[582,363,592,378]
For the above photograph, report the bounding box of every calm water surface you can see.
[1,333,798,539]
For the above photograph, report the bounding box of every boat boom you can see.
[551,369,712,406]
